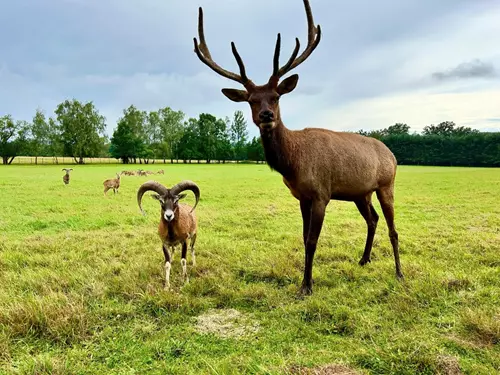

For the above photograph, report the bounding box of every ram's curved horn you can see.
[170,180,200,213]
[137,181,168,215]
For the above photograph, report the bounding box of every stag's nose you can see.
[259,110,274,122]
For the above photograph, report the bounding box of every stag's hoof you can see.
[298,281,313,297]
[396,271,404,280]
[358,257,371,266]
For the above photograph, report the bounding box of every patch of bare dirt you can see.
[436,355,462,375]
[194,308,260,339]
[288,364,361,375]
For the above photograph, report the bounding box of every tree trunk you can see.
[78,156,84,164]
[8,156,15,165]
[2,156,8,164]
[35,156,38,165]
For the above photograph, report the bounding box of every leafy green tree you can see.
[423,121,456,136]
[0,115,30,164]
[230,110,248,162]
[30,109,51,164]
[179,118,202,163]
[216,117,232,163]
[157,107,185,163]
[55,99,107,164]
[110,105,147,164]
[47,117,63,164]
[385,123,410,135]
[246,137,265,163]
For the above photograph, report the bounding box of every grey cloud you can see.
[432,60,497,81]
[1,0,498,135]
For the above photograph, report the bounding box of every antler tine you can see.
[277,38,301,77]
[274,0,321,78]
[272,33,281,77]
[194,7,250,85]
[231,42,249,83]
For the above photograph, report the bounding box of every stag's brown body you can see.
[193,0,403,295]
[265,127,396,201]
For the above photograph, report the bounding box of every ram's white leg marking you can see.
[190,233,197,267]
[181,258,188,283]
[164,261,171,290]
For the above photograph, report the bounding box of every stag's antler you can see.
[272,0,322,79]
[193,7,252,86]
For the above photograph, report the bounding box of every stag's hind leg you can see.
[355,193,379,266]
[376,186,403,279]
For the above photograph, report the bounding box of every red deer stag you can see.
[193,0,403,295]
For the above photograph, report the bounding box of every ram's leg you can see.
[162,244,172,290]
[190,233,197,266]
[181,241,189,284]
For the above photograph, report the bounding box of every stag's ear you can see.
[277,74,299,95]
[222,88,249,102]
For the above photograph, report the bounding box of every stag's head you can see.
[137,180,200,222]
[193,0,321,132]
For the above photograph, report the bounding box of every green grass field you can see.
[0,164,499,374]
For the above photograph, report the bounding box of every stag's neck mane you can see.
[260,120,297,179]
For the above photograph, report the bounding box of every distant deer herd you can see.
[55,0,403,295]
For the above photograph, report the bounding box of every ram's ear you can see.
[151,194,163,203]
[177,193,187,200]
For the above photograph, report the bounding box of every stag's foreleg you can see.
[376,186,403,279]
[300,199,327,296]
[355,194,379,266]
[300,199,312,247]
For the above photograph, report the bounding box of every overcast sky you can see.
[1,0,499,138]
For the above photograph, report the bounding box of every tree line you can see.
[356,122,500,167]
[1,101,498,166]
[0,99,264,165]
[109,105,264,164]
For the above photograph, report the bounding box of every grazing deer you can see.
[193,0,403,295]
[103,173,121,196]
[62,168,73,185]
